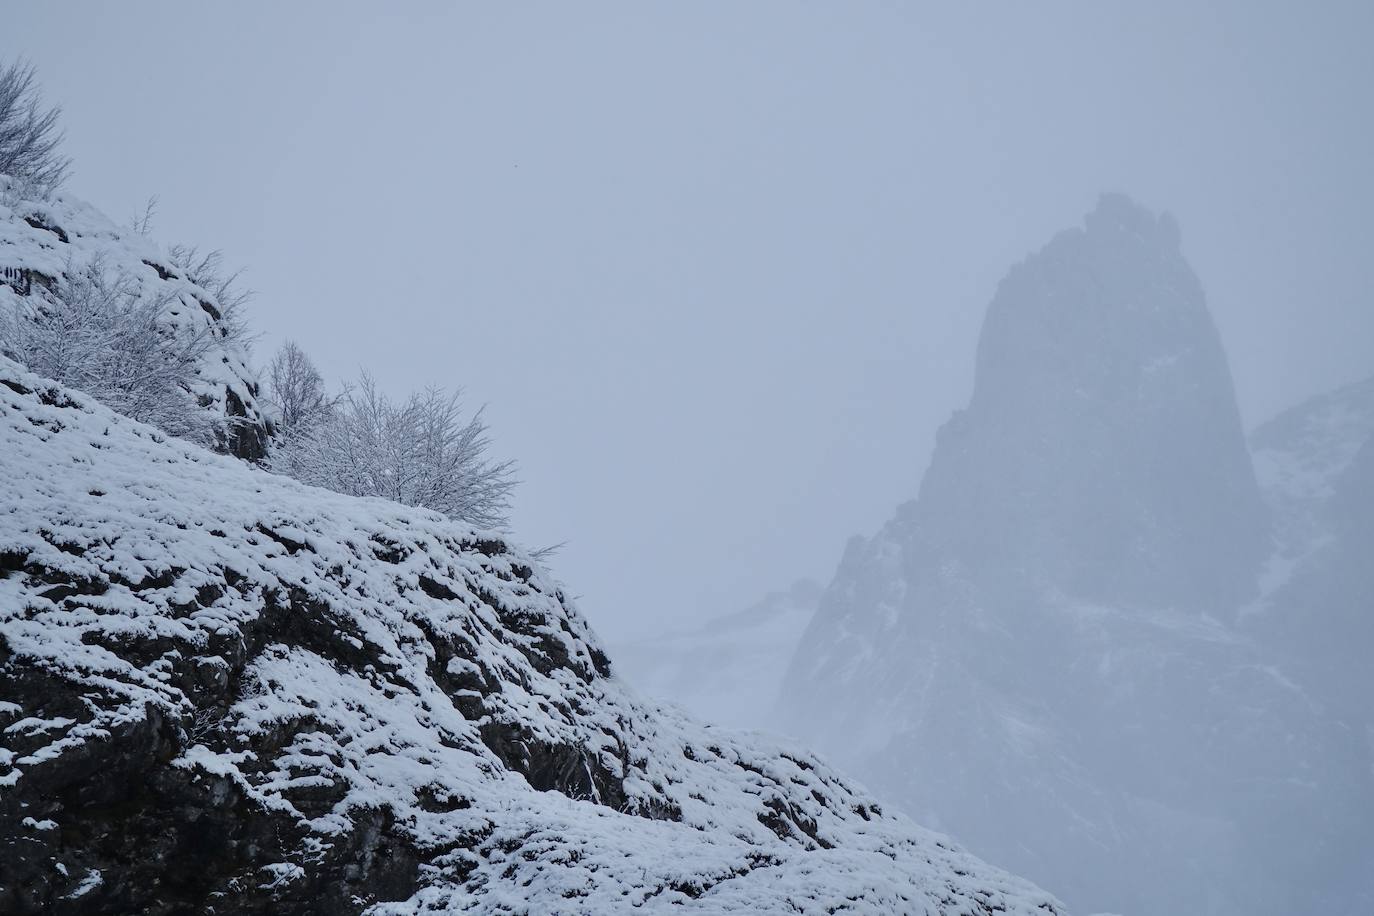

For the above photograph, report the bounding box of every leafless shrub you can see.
[264,340,339,442]
[271,364,517,529]
[0,254,214,442]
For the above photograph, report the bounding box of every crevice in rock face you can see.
[759,797,830,849]
[1,549,31,579]
[223,389,270,462]
[24,215,68,243]
[255,524,309,556]
[478,721,628,810]
[141,259,174,281]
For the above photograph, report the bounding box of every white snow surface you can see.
[0,358,1062,914]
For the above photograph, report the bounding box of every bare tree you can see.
[0,60,70,195]
[130,195,158,235]
[264,341,336,441]
[274,371,517,529]
[0,255,214,442]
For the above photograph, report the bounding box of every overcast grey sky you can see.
[8,2,1373,640]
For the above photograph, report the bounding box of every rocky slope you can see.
[610,580,822,732]
[1242,377,1374,901]
[777,195,1367,916]
[1249,374,1374,587]
[0,176,272,460]
[0,357,1063,915]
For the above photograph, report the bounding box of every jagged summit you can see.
[0,357,1061,915]
[922,192,1266,610]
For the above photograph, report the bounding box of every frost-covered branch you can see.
[167,244,255,351]
[0,60,70,196]
[267,353,517,529]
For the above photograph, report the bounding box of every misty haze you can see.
[2,4,1371,915]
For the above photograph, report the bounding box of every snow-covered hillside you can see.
[0,176,272,460]
[610,580,821,731]
[0,357,1062,915]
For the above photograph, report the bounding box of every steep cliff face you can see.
[778,197,1360,916]
[0,358,1062,915]
[0,176,272,460]
[918,193,1267,611]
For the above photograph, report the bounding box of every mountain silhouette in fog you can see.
[777,194,1372,916]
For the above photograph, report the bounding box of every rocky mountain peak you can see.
[919,193,1266,611]
[775,196,1340,916]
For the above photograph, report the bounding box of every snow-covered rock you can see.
[0,175,272,460]
[0,357,1063,915]
[610,580,821,731]
[1249,375,1374,575]
[777,196,1367,916]
[1246,375,1374,755]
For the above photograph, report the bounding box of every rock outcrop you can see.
[0,357,1062,915]
[1242,377,1374,904]
[0,175,272,461]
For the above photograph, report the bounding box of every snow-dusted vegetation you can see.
[0,174,272,460]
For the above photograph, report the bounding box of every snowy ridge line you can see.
[0,357,1062,914]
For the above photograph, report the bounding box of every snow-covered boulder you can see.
[0,175,272,460]
[0,357,1062,915]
